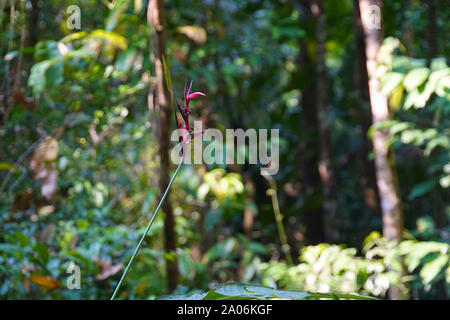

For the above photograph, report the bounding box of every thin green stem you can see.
[110,156,184,300]
[263,174,294,265]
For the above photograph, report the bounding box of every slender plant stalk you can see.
[263,174,294,265]
[111,156,184,300]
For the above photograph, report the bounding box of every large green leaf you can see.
[28,60,52,93]
[157,284,377,300]
[28,58,64,93]
[403,68,430,92]
[420,255,449,284]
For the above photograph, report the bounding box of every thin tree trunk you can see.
[29,0,40,47]
[426,0,438,59]
[296,0,325,244]
[147,0,179,293]
[311,0,337,243]
[352,0,381,216]
[359,0,405,299]
[403,0,414,57]
[297,39,325,244]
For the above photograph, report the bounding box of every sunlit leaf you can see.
[389,84,404,109]
[403,68,430,92]
[420,255,449,284]
[0,162,19,173]
[91,29,128,50]
[60,32,88,43]
[381,72,404,96]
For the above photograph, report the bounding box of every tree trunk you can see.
[29,0,40,47]
[296,0,325,244]
[426,0,438,59]
[311,0,337,243]
[359,0,405,299]
[297,39,325,244]
[147,0,179,293]
[352,0,381,217]
[402,0,414,57]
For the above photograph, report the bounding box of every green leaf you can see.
[13,232,29,248]
[28,58,64,93]
[105,0,129,31]
[0,162,19,172]
[0,243,22,255]
[425,136,449,156]
[272,26,306,39]
[90,29,128,50]
[157,284,377,300]
[204,238,237,263]
[420,255,449,284]
[28,60,52,93]
[408,178,439,200]
[430,58,448,71]
[46,59,64,86]
[404,89,419,110]
[381,72,404,96]
[403,68,430,92]
[60,32,88,43]
[65,112,92,128]
[368,120,398,139]
[389,84,404,109]
[33,242,50,264]
[34,40,61,61]
[389,122,410,135]
[162,55,174,105]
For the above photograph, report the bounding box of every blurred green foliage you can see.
[0,0,449,300]
[260,231,449,299]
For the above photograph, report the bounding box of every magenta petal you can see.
[188,92,206,99]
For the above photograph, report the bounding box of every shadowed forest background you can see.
[0,0,449,300]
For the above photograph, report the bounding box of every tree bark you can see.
[297,0,325,244]
[426,0,438,59]
[402,0,414,57]
[352,0,381,217]
[29,0,40,47]
[147,0,179,293]
[359,0,405,299]
[311,0,337,243]
[297,40,325,244]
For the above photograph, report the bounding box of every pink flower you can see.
[174,80,205,146]
[188,92,206,99]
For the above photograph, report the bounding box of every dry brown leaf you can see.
[95,262,123,281]
[30,275,61,289]
[177,26,207,44]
